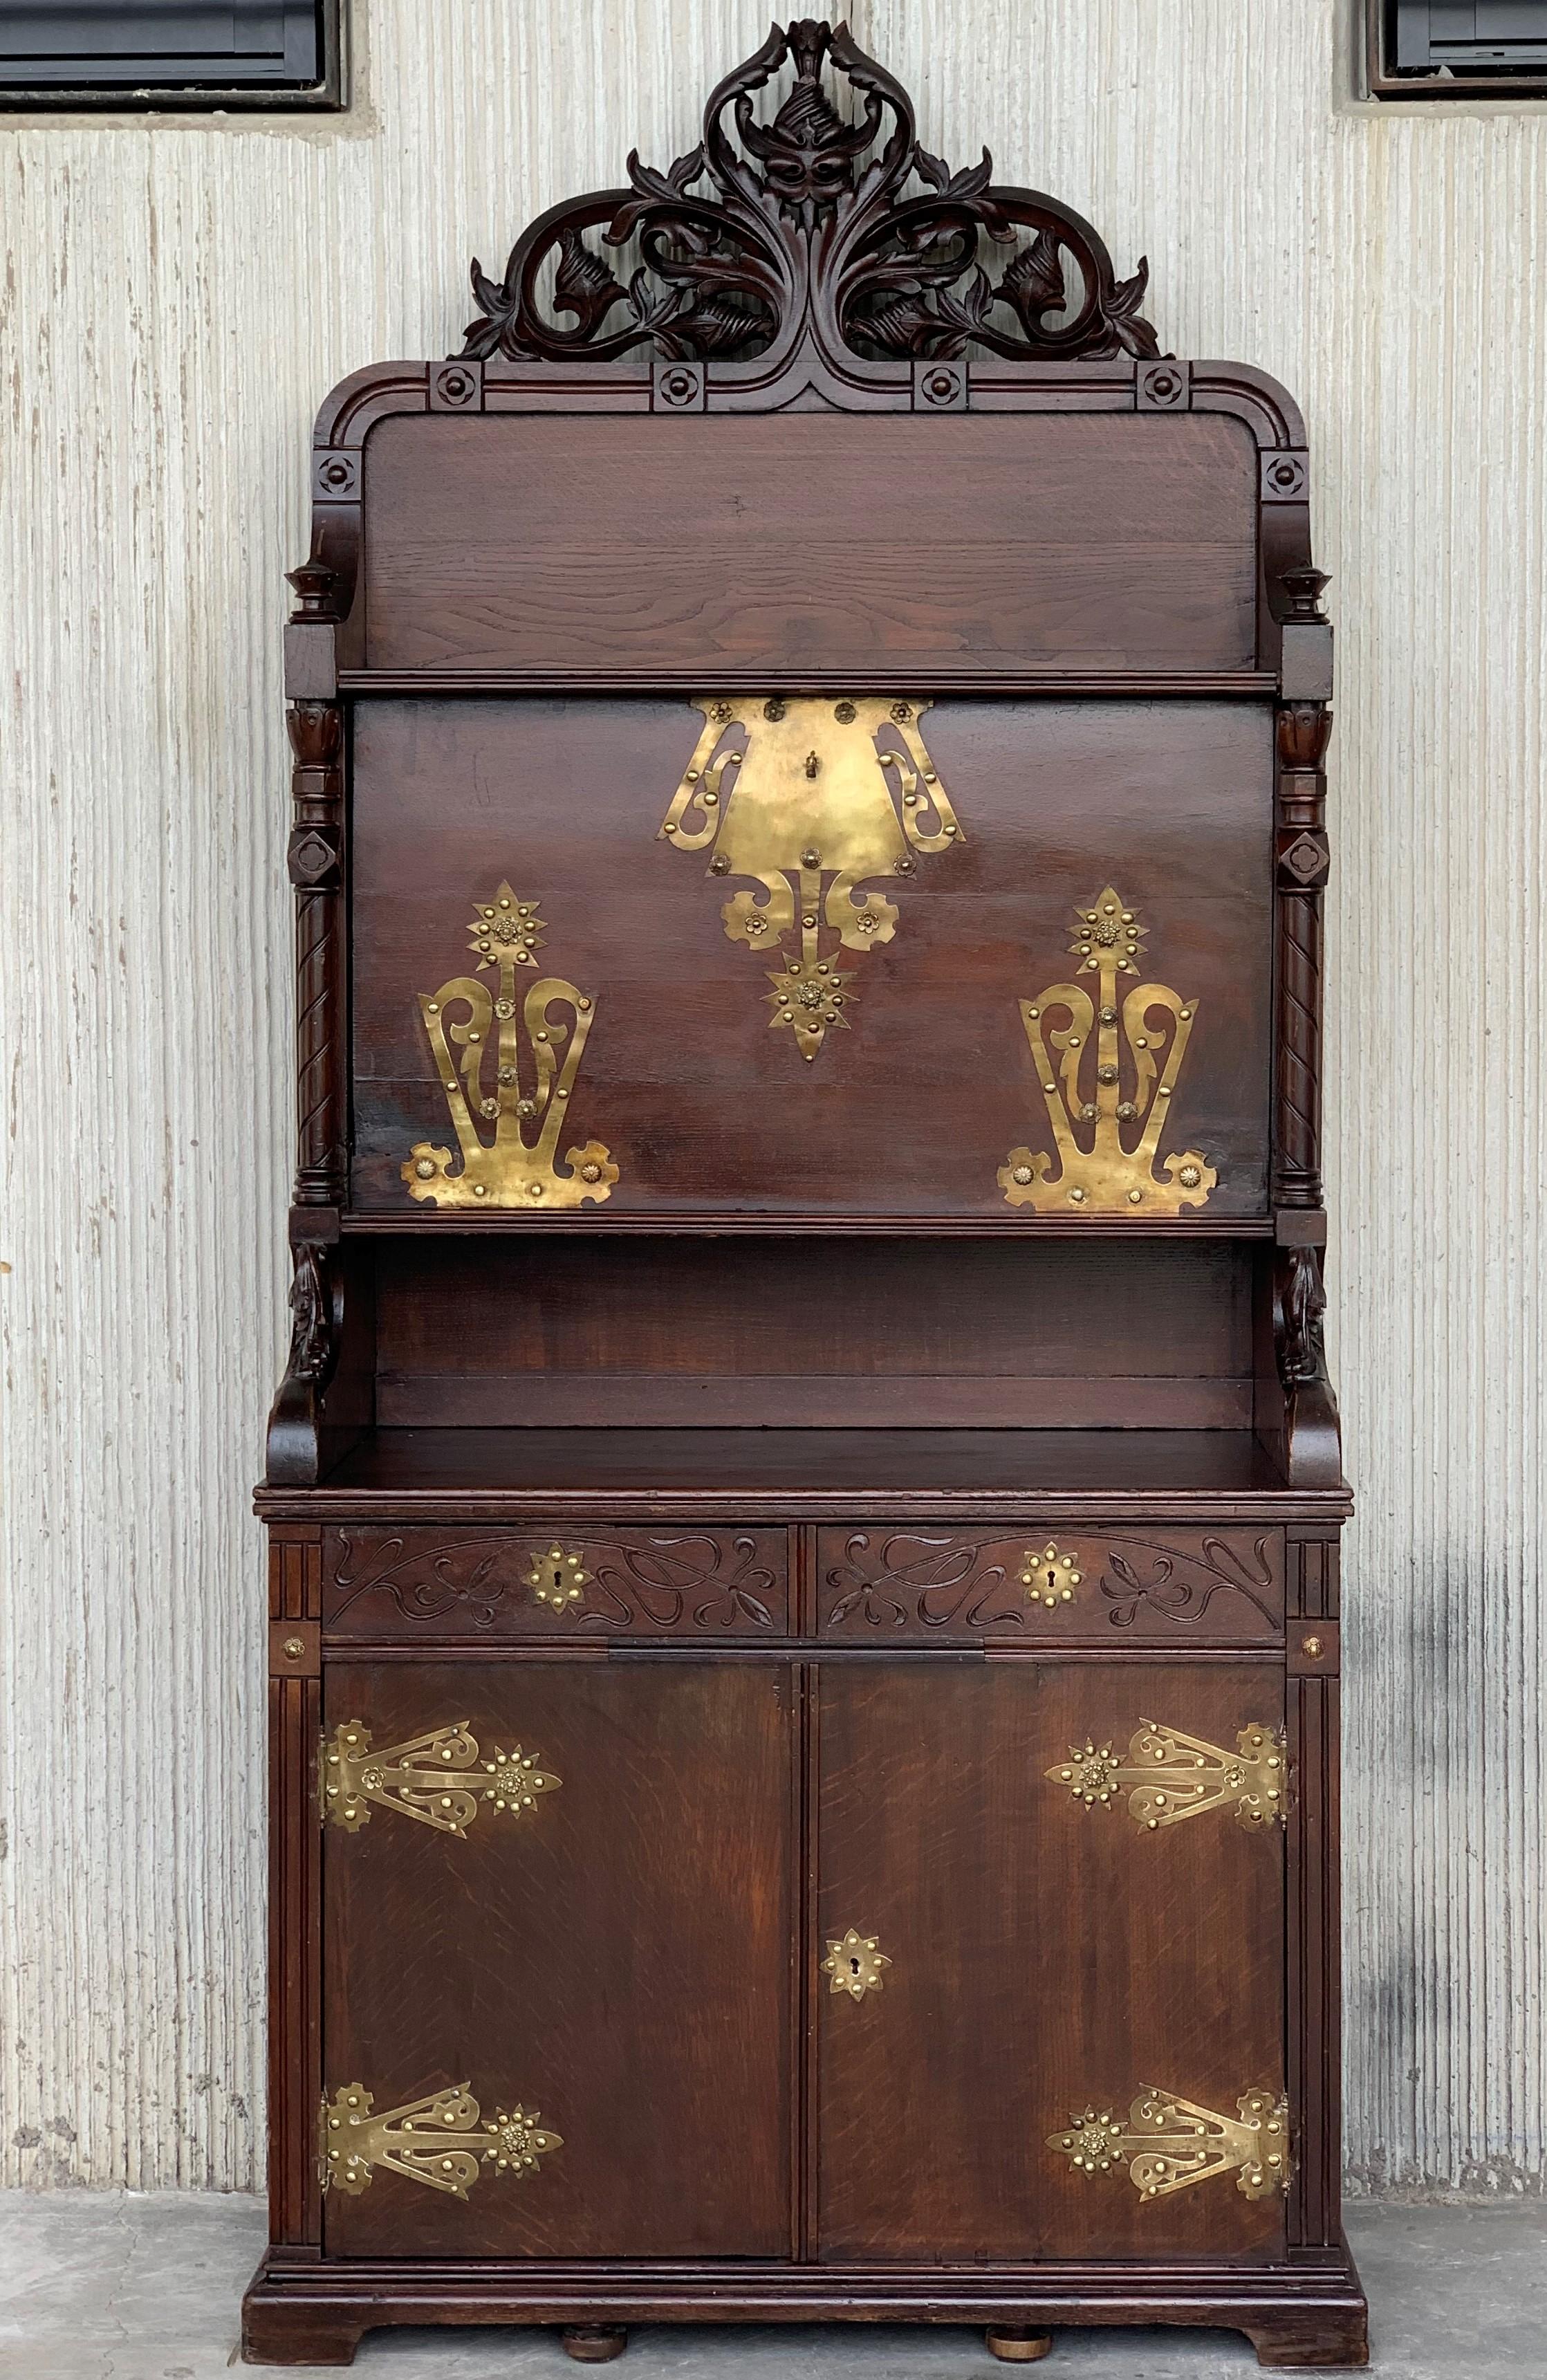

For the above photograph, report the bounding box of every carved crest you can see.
[460,17,1159,371]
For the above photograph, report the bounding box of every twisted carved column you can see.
[1272,699,1332,1213]
[286,695,346,1208]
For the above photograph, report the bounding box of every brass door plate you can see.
[319,2082,561,2197]
[1001,886,1216,1213]
[1046,1721,1288,1832]
[402,880,618,1208]
[1048,2085,1290,2201]
[320,1720,560,1836]
[660,694,962,1060]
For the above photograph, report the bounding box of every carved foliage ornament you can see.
[402,880,618,1210]
[460,19,1160,372]
[1000,887,1216,1215]
[660,694,962,1058]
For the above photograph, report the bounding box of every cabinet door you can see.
[322,1658,792,2256]
[815,1660,1286,2262]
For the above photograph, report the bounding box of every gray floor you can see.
[1,2195,1542,2380]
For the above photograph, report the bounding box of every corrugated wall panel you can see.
[1,0,1543,2195]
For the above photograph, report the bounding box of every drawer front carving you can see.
[817,1526,1282,1643]
[324,1526,789,1639]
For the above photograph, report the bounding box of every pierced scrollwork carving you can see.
[458,18,1160,375]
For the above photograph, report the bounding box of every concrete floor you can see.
[1,2196,1542,2380]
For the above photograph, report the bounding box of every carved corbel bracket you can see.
[1267,1242,1343,1489]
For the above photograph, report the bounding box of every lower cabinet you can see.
[319,1658,793,2256]
[816,1660,1288,2262]
[317,1648,1288,2263]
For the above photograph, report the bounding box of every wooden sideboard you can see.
[243,19,1366,2370]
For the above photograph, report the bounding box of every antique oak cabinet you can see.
[244,22,1367,2370]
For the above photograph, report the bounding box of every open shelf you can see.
[258,1425,1348,1522]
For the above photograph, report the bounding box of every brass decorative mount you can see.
[1001,887,1216,1213]
[402,880,618,1208]
[822,1926,891,2000]
[1020,1541,1083,1607]
[319,2082,562,2198]
[527,1544,589,1612]
[660,695,962,1060]
[320,1720,561,1836]
[1048,2085,1290,2202]
[1046,1722,1288,1833]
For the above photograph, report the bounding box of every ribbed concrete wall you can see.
[1,0,1543,2195]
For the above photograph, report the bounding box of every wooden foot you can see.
[985,2331,1053,2363]
[562,2328,629,2364]
[241,2307,365,2366]
[1243,2309,1369,2369]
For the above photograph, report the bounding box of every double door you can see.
[319,1654,1286,2262]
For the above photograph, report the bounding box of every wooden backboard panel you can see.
[359,410,1260,679]
[349,693,1272,1218]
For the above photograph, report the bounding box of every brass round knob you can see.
[1301,1634,1323,1659]
[283,1636,306,1661]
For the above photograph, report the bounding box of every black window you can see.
[1369,1,1547,93]
[0,2,344,109]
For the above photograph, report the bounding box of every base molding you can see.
[242,2248,1369,2370]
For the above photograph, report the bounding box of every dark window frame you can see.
[1367,1,1547,97]
[0,1,346,112]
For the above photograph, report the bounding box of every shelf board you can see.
[340,1213,1276,1239]
[336,670,1281,698]
[258,1426,1349,1522]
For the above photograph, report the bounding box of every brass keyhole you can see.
[849,1954,862,1976]
[526,1544,588,1611]
[1020,1542,1082,1609]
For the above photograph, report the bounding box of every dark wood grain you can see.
[815,1663,1285,2262]
[322,1659,791,2257]
[252,15,1360,2366]
[817,1526,1283,1643]
[361,414,1257,679]
[349,697,1272,1219]
[369,1236,1254,1432]
[322,1524,789,1639]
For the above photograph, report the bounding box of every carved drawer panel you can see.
[815,1526,1283,1645]
[322,1526,789,1639]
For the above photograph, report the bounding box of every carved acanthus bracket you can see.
[459,18,1160,375]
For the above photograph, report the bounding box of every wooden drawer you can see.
[816,1526,1283,1645]
[323,1526,790,1639]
